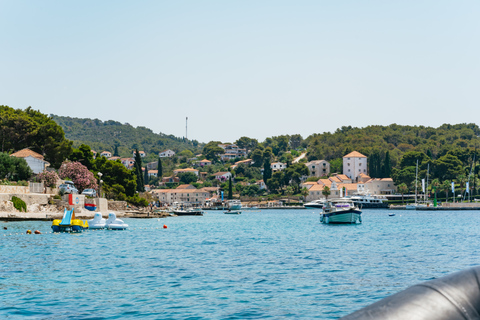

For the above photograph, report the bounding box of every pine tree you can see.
[144,166,149,186]
[114,145,119,157]
[263,157,272,183]
[228,176,233,200]
[134,149,144,192]
[157,157,163,178]
[384,151,391,177]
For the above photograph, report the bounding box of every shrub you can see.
[58,161,97,192]
[12,196,27,212]
[38,170,59,188]
[127,194,149,207]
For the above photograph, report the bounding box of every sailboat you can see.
[405,160,429,210]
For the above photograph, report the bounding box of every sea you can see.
[1,209,480,319]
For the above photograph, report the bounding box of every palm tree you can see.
[285,186,294,204]
[322,186,331,200]
[397,183,408,205]
[430,178,440,205]
[300,187,309,202]
[442,180,451,203]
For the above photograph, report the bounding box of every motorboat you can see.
[226,199,242,210]
[320,199,362,224]
[304,199,326,209]
[349,195,388,209]
[224,210,241,214]
[172,207,204,216]
[105,212,129,230]
[88,212,106,229]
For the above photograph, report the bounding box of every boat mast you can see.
[425,163,429,202]
[414,160,418,205]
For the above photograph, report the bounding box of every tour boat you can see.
[226,200,242,210]
[349,195,388,209]
[172,207,204,216]
[304,199,326,209]
[320,199,362,224]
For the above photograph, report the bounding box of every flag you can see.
[422,179,425,193]
[466,182,470,193]
[339,187,343,198]
[452,181,455,193]
[221,191,224,201]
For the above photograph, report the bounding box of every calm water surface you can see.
[2,209,480,319]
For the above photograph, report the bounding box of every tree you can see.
[228,176,233,200]
[397,183,408,205]
[283,163,309,193]
[285,186,294,204]
[134,149,144,192]
[178,172,198,184]
[251,149,263,167]
[58,161,97,192]
[431,153,464,181]
[157,157,163,178]
[69,144,95,170]
[442,180,451,203]
[263,157,272,184]
[430,178,440,204]
[93,156,137,197]
[384,150,391,177]
[300,187,309,201]
[267,171,284,194]
[0,153,33,181]
[203,141,224,162]
[322,186,331,200]
[144,166,149,186]
[113,144,119,157]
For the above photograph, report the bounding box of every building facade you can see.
[343,151,367,182]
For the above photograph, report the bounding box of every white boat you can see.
[172,207,204,216]
[304,199,326,209]
[226,200,242,210]
[224,210,241,214]
[105,212,129,230]
[88,212,106,229]
[349,195,388,209]
[320,199,362,224]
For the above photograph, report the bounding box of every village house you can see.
[109,156,121,161]
[91,150,97,159]
[148,170,158,178]
[121,158,135,169]
[151,186,210,206]
[100,151,112,158]
[173,168,199,177]
[198,159,212,167]
[10,148,50,174]
[271,162,287,172]
[362,178,397,195]
[133,150,146,157]
[159,149,175,158]
[256,180,266,190]
[343,151,367,182]
[213,171,232,182]
[162,176,180,183]
[305,160,330,178]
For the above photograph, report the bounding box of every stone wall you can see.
[108,201,128,211]
[0,185,29,194]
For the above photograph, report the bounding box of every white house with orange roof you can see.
[91,150,97,159]
[151,188,210,205]
[213,171,232,182]
[10,148,50,174]
[159,149,175,158]
[148,170,158,178]
[121,158,135,169]
[305,160,330,178]
[363,178,397,195]
[100,151,112,158]
[271,162,287,172]
[343,151,367,182]
[198,159,212,167]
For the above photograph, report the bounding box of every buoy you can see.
[34,230,41,234]
[3,226,7,230]
[163,224,167,229]
[26,230,32,234]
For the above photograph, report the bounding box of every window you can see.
[312,165,315,169]
[323,163,326,166]
[359,163,362,166]
[348,163,350,166]
[348,169,351,172]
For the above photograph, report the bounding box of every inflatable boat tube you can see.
[341,266,480,320]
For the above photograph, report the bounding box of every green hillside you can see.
[51,115,203,163]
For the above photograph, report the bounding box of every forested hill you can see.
[51,115,202,162]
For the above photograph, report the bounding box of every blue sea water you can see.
[1,209,480,319]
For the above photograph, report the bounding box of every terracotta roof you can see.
[303,181,318,185]
[11,148,44,160]
[309,184,326,191]
[318,179,332,186]
[336,174,351,181]
[343,151,367,158]
[176,184,196,189]
[200,159,211,163]
[338,183,358,191]
[330,176,341,183]
[359,173,371,178]
[213,172,229,176]
[174,168,198,173]
[148,170,158,174]
[381,178,393,182]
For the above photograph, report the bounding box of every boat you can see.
[349,195,388,209]
[172,207,204,216]
[224,210,241,214]
[304,199,326,209]
[406,160,420,210]
[88,212,106,229]
[226,199,242,210]
[52,208,88,232]
[320,199,362,224]
[84,203,97,211]
[105,212,129,230]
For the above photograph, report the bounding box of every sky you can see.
[1,1,479,143]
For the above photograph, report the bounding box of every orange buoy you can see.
[34,230,41,234]
[26,230,32,234]
[163,224,167,229]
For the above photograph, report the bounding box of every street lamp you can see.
[98,172,103,198]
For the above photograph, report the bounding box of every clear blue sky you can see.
[1,1,479,143]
